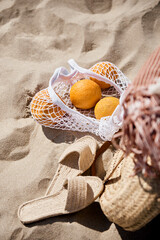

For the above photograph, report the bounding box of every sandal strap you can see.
[65,176,88,211]
[59,142,93,172]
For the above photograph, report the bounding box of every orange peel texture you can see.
[70,79,101,110]
[90,62,119,89]
[94,97,119,120]
[30,88,65,126]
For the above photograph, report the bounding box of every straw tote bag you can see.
[100,150,160,231]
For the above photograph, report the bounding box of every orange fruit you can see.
[30,88,65,126]
[94,97,119,120]
[90,62,119,89]
[70,79,101,109]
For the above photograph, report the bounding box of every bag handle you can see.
[91,141,112,176]
[91,140,125,184]
[68,59,124,94]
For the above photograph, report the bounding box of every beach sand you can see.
[0,0,160,239]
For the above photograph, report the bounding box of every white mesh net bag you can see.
[30,59,129,141]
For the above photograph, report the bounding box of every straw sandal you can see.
[18,176,104,224]
[100,150,160,231]
[45,136,98,196]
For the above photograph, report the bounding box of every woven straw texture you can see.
[45,136,98,196]
[100,150,160,231]
[18,176,103,224]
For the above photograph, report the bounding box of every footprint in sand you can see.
[10,228,24,240]
[0,119,34,161]
[142,1,160,36]
[85,0,112,14]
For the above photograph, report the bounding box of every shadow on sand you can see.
[26,202,111,233]
[25,201,160,239]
